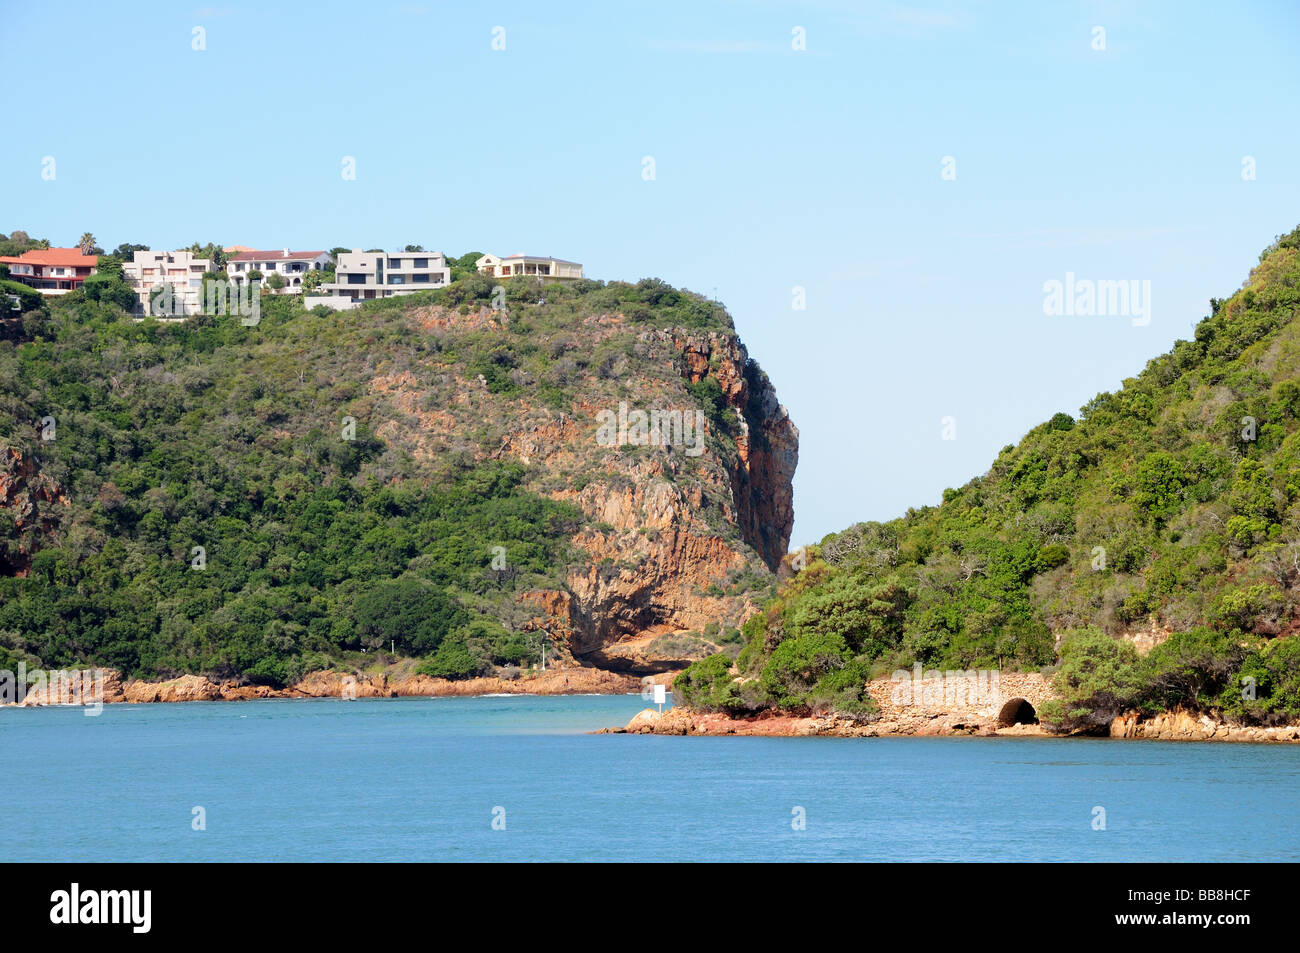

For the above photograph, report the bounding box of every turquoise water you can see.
[5,694,1298,861]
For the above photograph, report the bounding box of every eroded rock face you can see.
[124,673,223,703]
[370,310,800,670]
[1108,708,1300,743]
[640,329,799,572]
[554,329,798,664]
[0,445,66,575]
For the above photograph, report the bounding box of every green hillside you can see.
[0,273,754,685]
[677,227,1300,730]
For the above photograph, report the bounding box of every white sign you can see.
[653,684,666,706]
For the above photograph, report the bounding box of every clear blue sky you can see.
[3,1,1298,546]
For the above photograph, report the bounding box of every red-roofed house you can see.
[0,248,98,295]
[225,249,334,294]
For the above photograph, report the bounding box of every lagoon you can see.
[5,694,1298,861]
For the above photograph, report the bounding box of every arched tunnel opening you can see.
[998,697,1037,727]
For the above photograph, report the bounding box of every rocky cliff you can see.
[381,308,799,672]
[0,277,797,682]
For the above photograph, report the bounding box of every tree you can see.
[1132,451,1188,525]
[448,252,486,283]
[112,242,149,259]
[303,268,333,293]
[188,242,227,269]
[78,233,96,255]
[0,231,44,258]
[94,255,125,280]
[353,578,468,654]
[404,244,425,252]
[82,273,138,311]
[790,573,910,658]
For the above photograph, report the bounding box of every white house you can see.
[475,253,582,282]
[226,249,334,294]
[308,250,450,309]
[121,250,215,316]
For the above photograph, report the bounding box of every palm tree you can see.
[78,232,96,255]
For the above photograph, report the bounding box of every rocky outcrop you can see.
[3,666,646,707]
[367,307,799,671]
[639,329,798,571]
[389,667,641,697]
[555,329,797,665]
[124,674,224,703]
[15,668,125,706]
[0,444,66,575]
[1109,707,1300,743]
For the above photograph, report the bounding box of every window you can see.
[413,274,429,283]
[388,258,402,269]
[346,273,368,284]
[414,258,428,268]
[390,275,405,285]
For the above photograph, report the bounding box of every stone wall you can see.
[866,668,1056,724]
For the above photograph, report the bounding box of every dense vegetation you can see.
[0,260,741,685]
[677,226,1300,729]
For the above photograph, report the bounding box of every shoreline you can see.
[599,704,1300,744]
[11,668,1299,743]
[5,666,650,707]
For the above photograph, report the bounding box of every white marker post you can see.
[653,683,666,713]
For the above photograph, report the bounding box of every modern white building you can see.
[476,253,582,282]
[121,250,215,316]
[309,250,450,308]
[226,249,334,293]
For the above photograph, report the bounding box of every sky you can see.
[3,0,1298,546]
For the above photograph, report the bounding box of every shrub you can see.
[0,279,41,313]
[1039,628,1145,733]
[416,633,484,679]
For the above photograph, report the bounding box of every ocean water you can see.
[5,694,1298,861]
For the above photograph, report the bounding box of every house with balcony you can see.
[0,248,98,295]
[121,250,216,317]
[307,250,450,309]
[475,253,583,282]
[226,249,334,293]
